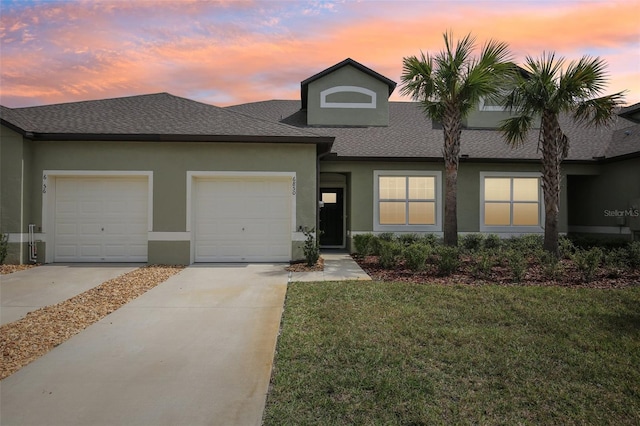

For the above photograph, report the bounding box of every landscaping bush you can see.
[368,236,384,256]
[397,233,420,247]
[470,250,494,279]
[435,245,460,276]
[484,233,502,250]
[559,235,576,259]
[603,247,629,278]
[378,232,395,242]
[421,233,439,246]
[302,228,320,267]
[506,249,527,283]
[353,233,375,255]
[379,240,403,269]
[507,234,543,257]
[540,251,564,281]
[0,233,8,264]
[403,243,430,271]
[460,233,484,252]
[573,247,603,283]
[627,241,640,270]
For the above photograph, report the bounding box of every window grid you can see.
[379,176,435,226]
[484,177,540,227]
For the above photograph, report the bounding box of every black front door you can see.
[319,188,344,247]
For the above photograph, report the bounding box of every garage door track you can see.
[1,263,288,426]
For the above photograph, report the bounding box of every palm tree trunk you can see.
[540,111,562,258]
[442,105,461,247]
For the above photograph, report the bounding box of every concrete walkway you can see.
[288,252,371,282]
[1,264,141,325]
[1,264,288,426]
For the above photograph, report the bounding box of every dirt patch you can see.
[0,265,184,380]
[0,264,39,275]
[354,255,640,289]
[285,257,324,272]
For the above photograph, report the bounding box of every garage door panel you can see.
[54,177,148,262]
[194,177,292,262]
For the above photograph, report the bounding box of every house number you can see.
[42,174,47,194]
[292,177,296,195]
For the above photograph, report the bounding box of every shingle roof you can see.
[227,100,640,162]
[0,93,331,144]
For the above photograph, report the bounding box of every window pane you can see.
[485,178,511,201]
[513,203,539,225]
[408,202,435,225]
[485,203,511,225]
[408,177,434,200]
[380,202,406,224]
[322,192,337,204]
[513,178,539,202]
[379,177,406,199]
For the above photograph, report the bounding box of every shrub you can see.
[484,234,502,250]
[368,236,383,256]
[302,228,320,267]
[435,246,460,276]
[573,247,603,283]
[507,234,543,257]
[627,241,640,270]
[0,233,8,264]
[471,250,494,279]
[506,249,527,283]
[403,243,430,271]
[559,236,576,259]
[461,233,484,252]
[540,251,564,281]
[398,233,420,247]
[378,232,395,242]
[379,240,403,269]
[603,248,628,278]
[353,233,375,255]
[421,233,439,246]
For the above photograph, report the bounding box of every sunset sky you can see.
[1,0,638,109]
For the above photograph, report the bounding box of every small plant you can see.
[378,232,395,242]
[0,233,8,264]
[506,249,527,283]
[353,233,375,255]
[403,243,430,271]
[398,233,420,247]
[559,236,576,259]
[541,251,564,281]
[603,248,628,278]
[627,241,640,270]
[435,245,460,276]
[421,233,439,246]
[379,240,403,269]
[302,227,320,267]
[484,234,502,250]
[573,247,603,283]
[368,236,383,256]
[471,250,494,279]
[461,233,484,252]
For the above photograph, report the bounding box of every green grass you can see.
[263,282,640,425]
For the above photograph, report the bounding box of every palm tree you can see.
[400,32,513,246]
[500,52,625,257]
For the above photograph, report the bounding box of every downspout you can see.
[28,223,37,263]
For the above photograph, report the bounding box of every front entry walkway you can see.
[1,264,288,426]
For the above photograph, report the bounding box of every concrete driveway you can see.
[1,263,288,426]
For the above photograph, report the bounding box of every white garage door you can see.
[54,177,148,262]
[194,177,292,262]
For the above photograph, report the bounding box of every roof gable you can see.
[301,58,396,110]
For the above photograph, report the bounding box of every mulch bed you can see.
[0,264,39,275]
[354,255,640,289]
[285,256,324,272]
[0,265,184,380]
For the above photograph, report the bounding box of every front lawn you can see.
[263,282,640,425]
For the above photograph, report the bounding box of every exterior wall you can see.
[464,104,540,129]
[19,139,317,264]
[567,157,640,239]
[320,160,604,250]
[0,126,32,263]
[307,65,390,126]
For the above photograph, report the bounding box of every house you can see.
[2,58,639,265]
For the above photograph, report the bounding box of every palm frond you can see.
[499,115,534,148]
[573,92,627,127]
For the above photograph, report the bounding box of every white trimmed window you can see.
[374,171,441,232]
[480,172,544,233]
